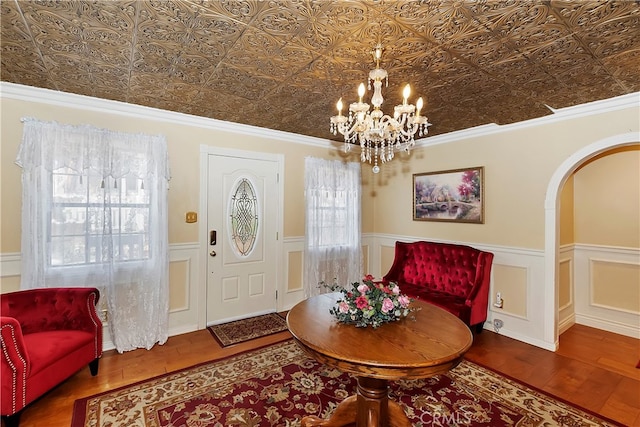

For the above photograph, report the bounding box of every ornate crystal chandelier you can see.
[330,45,431,173]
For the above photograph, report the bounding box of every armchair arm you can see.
[465,251,494,326]
[0,287,102,339]
[1,317,29,415]
[382,241,410,283]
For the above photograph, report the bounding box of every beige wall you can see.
[559,175,575,246]
[574,146,640,247]
[364,108,640,249]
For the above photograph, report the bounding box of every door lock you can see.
[210,250,217,257]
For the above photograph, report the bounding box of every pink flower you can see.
[381,297,394,313]
[338,301,350,313]
[398,295,411,308]
[391,285,400,295]
[357,283,369,294]
[355,295,369,309]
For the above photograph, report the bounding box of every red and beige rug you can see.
[207,313,288,347]
[72,339,621,426]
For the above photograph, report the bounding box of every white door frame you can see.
[543,132,639,350]
[197,145,284,329]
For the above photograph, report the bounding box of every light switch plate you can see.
[186,211,197,223]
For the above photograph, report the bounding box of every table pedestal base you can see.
[301,377,412,427]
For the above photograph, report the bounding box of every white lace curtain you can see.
[16,118,170,353]
[304,157,362,298]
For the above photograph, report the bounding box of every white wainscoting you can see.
[167,243,201,336]
[0,253,21,278]
[0,243,201,352]
[558,245,576,335]
[3,239,637,351]
[573,244,640,339]
[280,236,305,311]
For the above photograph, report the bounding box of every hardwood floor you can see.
[5,323,639,427]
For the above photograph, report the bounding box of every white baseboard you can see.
[575,313,640,339]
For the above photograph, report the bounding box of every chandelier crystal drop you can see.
[330,44,431,173]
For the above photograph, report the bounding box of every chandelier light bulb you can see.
[416,97,423,115]
[358,83,366,100]
[403,84,411,103]
[336,98,343,115]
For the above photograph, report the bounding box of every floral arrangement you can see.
[323,274,415,328]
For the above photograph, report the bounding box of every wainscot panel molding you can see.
[281,236,305,311]
[558,244,576,335]
[371,234,552,350]
[0,252,21,278]
[573,243,640,339]
[167,243,201,337]
[279,235,377,311]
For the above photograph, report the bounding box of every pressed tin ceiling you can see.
[1,0,639,140]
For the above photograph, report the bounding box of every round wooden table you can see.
[286,292,473,427]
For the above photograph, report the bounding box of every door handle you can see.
[210,250,217,257]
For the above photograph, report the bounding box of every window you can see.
[17,118,171,352]
[51,167,150,265]
[228,177,259,256]
[311,188,351,248]
[304,157,362,297]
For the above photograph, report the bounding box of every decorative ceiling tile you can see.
[1,0,638,141]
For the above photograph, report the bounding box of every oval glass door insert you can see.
[228,177,259,256]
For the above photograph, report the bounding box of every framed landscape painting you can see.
[413,166,484,223]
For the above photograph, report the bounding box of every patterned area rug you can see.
[72,339,621,427]
[207,313,288,347]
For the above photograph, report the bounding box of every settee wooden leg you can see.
[2,411,22,427]
[475,323,484,334]
[89,358,100,376]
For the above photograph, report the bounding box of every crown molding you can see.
[0,82,329,148]
[415,91,640,148]
[2,82,638,149]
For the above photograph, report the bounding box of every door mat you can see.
[207,312,288,347]
[72,339,623,427]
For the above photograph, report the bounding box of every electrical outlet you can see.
[493,318,503,329]
[494,292,503,308]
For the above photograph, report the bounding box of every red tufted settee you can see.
[383,241,494,332]
[0,287,102,427]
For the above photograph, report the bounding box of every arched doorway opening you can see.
[543,132,640,349]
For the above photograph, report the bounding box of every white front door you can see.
[205,150,280,325]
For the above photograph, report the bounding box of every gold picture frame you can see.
[413,166,484,223]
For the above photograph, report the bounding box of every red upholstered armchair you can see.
[383,241,494,332]
[0,287,102,427]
